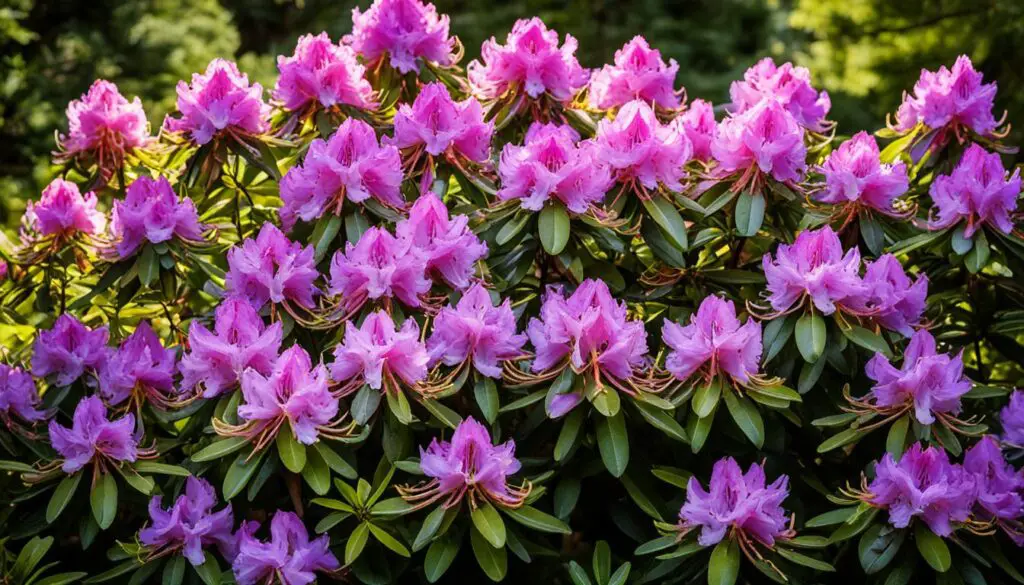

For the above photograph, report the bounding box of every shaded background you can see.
[2,0,1022,225]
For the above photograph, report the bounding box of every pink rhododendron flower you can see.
[140,476,236,566]
[98,322,177,407]
[110,176,205,258]
[345,0,455,74]
[179,297,283,399]
[32,314,109,386]
[816,132,909,214]
[48,395,137,473]
[427,283,527,378]
[679,457,791,547]
[165,59,270,145]
[663,295,762,384]
[279,118,403,230]
[861,254,928,336]
[713,98,806,185]
[594,100,691,192]
[895,55,1000,136]
[730,58,831,132]
[59,79,150,173]
[330,311,429,391]
[588,36,680,111]
[24,178,105,238]
[395,192,488,289]
[868,443,976,536]
[865,329,972,425]
[233,511,339,585]
[468,17,589,102]
[1001,391,1024,447]
[0,364,46,424]
[274,32,377,112]
[497,122,613,213]
[928,143,1021,237]
[762,226,866,315]
[238,345,337,445]
[389,82,493,163]
[676,99,717,162]
[963,436,1024,525]
[225,223,319,310]
[328,227,431,312]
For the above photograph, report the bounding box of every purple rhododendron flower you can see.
[928,143,1021,237]
[1001,391,1024,447]
[0,364,46,424]
[110,176,205,258]
[861,254,928,336]
[395,192,488,290]
[330,311,429,391]
[48,395,137,473]
[497,122,613,214]
[389,82,493,163]
[594,100,691,192]
[713,98,807,184]
[165,59,270,145]
[60,79,150,167]
[865,329,972,425]
[279,118,403,230]
[588,36,680,111]
[469,17,589,102]
[663,295,762,384]
[868,443,976,536]
[140,476,236,566]
[274,32,377,112]
[762,226,866,315]
[895,55,1000,136]
[32,314,109,386]
[238,345,337,445]
[179,297,283,399]
[427,283,527,378]
[345,0,455,74]
[676,99,717,162]
[98,322,177,406]
[233,511,339,585]
[816,131,909,214]
[679,457,791,547]
[963,436,1024,523]
[729,58,831,132]
[419,416,524,506]
[25,178,105,238]
[328,226,431,312]
[225,223,319,310]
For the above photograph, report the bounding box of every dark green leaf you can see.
[795,312,826,363]
[538,204,571,255]
[708,538,740,585]
[46,472,82,523]
[595,410,629,477]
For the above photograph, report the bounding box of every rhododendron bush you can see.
[3,1,1024,584]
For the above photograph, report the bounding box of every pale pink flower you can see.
[816,131,909,214]
[676,99,717,162]
[588,36,680,111]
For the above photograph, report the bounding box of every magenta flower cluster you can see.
[728,57,831,132]
[389,82,493,163]
[48,395,137,473]
[588,36,681,111]
[233,511,339,585]
[418,417,523,506]
[346,0,455,74]
[274,32,377,112]
[662,295,763,385]
[895,55,1000,136]
[928,143,1021,237]
[594,100,691,193]
[816,131,910,215]
[330,311,429,391]
[0,364,46,425]
[140,476,236,566]
[165,59,270,145]
[110,175,205,258]
[59,79,150,172]
[225,223,319,310]
[25,179,105,238]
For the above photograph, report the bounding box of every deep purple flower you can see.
[345,0,455,74]
[165,59,270,145]
[232,511,339,585]
[928,143,1021,237]
[895,55,1000,136]
[816,132,909,214]
[497,122,613,214]
[0,364,46,424]
[713,98,807,185]
[729,58,831,132]
[427,283,527,378]
[98,322,177,407]
[25,179,105,238]
[110,176,205,258]
[762,226,866,315]
[328,227,431,312]
[963,436,1024,522]
[389,82,493,163]
[274,32,377,112]
[588,36,680,111]
[48,395,137,473]
[865,329,972,425]
[868,443,975,536]
[861,254,928,336]
[676,99,717,162]
[594,100,691,193]
[395,192,488,290]
[418,417,525,507]
[140,476,236,566]
[663,295,762,385]
[225,223,319,310]
[59,79,150,175]
[179,297,283,399]
[1001,391,1024,447]
[330,311,429,391]
[679,457,790,547]
[32,314,109,386]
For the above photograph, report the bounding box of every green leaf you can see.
[367,522,411,557]
[951,225,973,255]
[608,562,631,585]
[502,505,572,534]
[722,391,764,448]
[635,535,679,556]
[471,500,507,548]
[965,229,989,274]
[818,427,865,453]
[569,561,593,585]
[795,313,826,363]
[351,384,382,425]
[314,441,358,480]
[345,522,371,566]
[776,547,835,572]
[162,555,186,585]
[33,573,89,585]
[133,462,191,477]
[496,211,531,246]
[914,523,951,572]
[11,536,52,581]
[115,465,155,495]
[418,395,462,429]
[860,212,885,256]
[859,524,905,574]
[474,377,500,424]
[651,465,691,489]
[82,559,142,583]
[642,196,688,250]
[595,410,629,477]
[554,408,584,462]
[470,525,508,582]
[692,378,721,419]
[806,507,856,528]
[688,407,716,453]
[138,245,159,287]
[499,389,546,413]
[413,505,448,551]
[886,416,910,458]
[708,538,741,585]
[345,210,370,245]
[191,436,248,462]
[424,535,459,583]
[633,401,688,443]
[593,541,611,584]
[370,497,414,517]
[762,316,795,363]
[538,204,571,255]
[314,215,343,262]
[619,472,664,522]
[386,388,414,424]
[193,553,221,585]
[301,444,331,495]
[0,459,36,472]
[842,326,891,356]
[734,192,765,237]
[276,427,307,473]
[46,472,82,523]
[223,448,265,500]
[587,379,620,418]
[90,472,117,530]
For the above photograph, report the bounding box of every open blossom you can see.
[48,395,137,473]
[33,314,109,386]
[330,311,429,391]
[233,511,339,585]
[279,118,403,230]
[588,36,680,111]
[679,458,791,547]
[111,176,205,257]
[98,322,177,406]
[762,226,866,315]
[676,99,717,162]
[729,58,831,132]
[928,143,1020,237]
[868,443,975,536]
[713,98,806,184]
[497,122,613,213]
[816,132,909,214]
[866,329,972,425]
[179,298,283,399]
[468,17,589,102]
[861,254,928,336]
[140,476,236,566]
[427,283,527,378]
[25,178,105,238]
[594,100,691,192]
[274,33,376,112]
[165,59,270,145]
[225,223,319,310]
[963,436,1024,523]
[0,364,46,424]
[1001,391,1024,447]
[238,345,337,445]
[328,227,430,312]
[390,82,492,163]
[59,79,149,166]
[345,0,455,74]
[663,295,762,384]
[895,55,1000,135]
[395,192,488,289]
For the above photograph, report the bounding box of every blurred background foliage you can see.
[2,0,1022,226]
